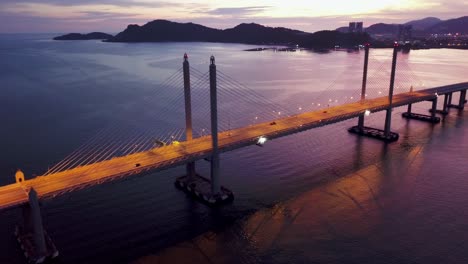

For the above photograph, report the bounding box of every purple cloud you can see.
[205,6,271,16]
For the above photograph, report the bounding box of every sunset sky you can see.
[0,0,466,33]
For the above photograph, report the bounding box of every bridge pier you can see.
[429,93,450,115]
[349,44,399,142]
[14,179,58,264]
[175,55,233,206]
[447,90,467,110]
[403,98,441,123]
[458,90,467,110]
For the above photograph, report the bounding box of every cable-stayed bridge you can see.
[1,47,467,263]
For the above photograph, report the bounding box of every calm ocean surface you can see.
[0,34,467,264]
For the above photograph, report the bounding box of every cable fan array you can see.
[43,50,426,177]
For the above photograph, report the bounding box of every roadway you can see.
[0,82,467,210]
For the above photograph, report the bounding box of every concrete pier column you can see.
[24,188,47,256]
[459,90,466,109]
[384,44,399,137]
[431,98,438,119]
[407,104,412,114]
[448,92,453,105]
[443,93,449,113]
[358,44,370,130]
[209,56,221,195]
[183,53,196,180]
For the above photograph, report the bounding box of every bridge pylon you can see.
[183,53,196,181]
[175,55,233,206]
[349,44,400,142]
[14,179,58,263]
[357,43,370,129]
[383,43,399,139]
[209,55,221,196]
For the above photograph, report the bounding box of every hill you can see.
[427,16,468,34]
[336,17,442,34]
[365,23,399,35]
[221,23,308,44]
[107,20,369,48]
[54,32,113,40]
[405,17,441,31]
[108,20,308,45]
[336,16,468,38]
[361,16,468,37]
[109,20,221,42]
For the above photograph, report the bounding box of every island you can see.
[52,16,468,50]
[105,20,370,49]
[53,32,113,40]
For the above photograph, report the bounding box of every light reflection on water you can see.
[137,112,468,264]
[0,34,467,263]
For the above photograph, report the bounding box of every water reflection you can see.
[133,106,468,264]
[1,35,468,264]
[134,151,391,263]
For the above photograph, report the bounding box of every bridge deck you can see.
[1,83,467,210]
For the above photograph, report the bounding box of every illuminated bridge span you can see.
[1,82,467,211]
[0,47,467,263]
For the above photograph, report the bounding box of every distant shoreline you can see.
[51,18,468,51]
[243,46,468,53]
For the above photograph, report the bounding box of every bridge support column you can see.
[182,53,196,181]
[15,186,58,263]
[349,44,399,142]
[175,56,233,206]
[206,56,232,204]
[431,99,439,119]
[357,44,370,130]
[429,93,450,115]
[403,97,441,123]
[447,90,467,110]
[442,94,449,114]
[209,55,221,197]
[459,90,466,110]
[383,45,399,140]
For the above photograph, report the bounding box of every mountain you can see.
[221,23,308,44]
[108,20,369,48]
[335,26,349,33]
[335,18,441,34]
[361,16,468,37]
[108,20,309,45]
[110,20,221,42]
[365,23,399,35]
[405,17,441,31]
[426,16,468,34]
[54,32,113,40]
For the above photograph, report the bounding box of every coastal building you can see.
[349,22,363,33]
